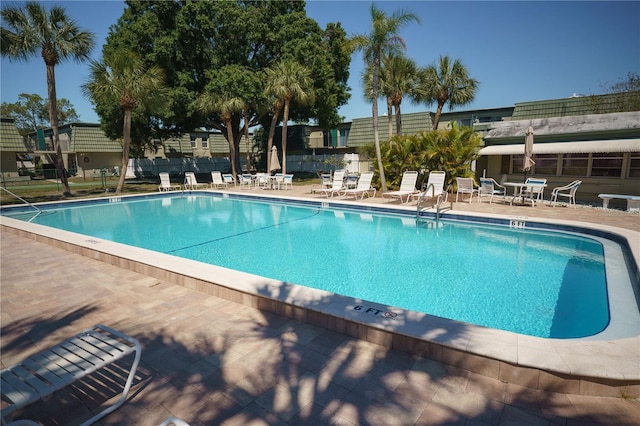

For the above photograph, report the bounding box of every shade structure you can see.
[523,126,535,172]
[269,145,281,173]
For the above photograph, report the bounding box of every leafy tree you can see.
[1,1,95,196]
[82,50,167,195]
[101,0,350,173]
[590,72,640,112]
[264,60,314,175]
[351,3,419,192]
[1,93,79,135]
[417,55,479,130]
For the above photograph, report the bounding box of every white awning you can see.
[478,139,640,156]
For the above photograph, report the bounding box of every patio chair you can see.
[312,170,345,197]
[1,324,141,426]
[158,172,180,192]
[411,171,447,204]
[477,177,506,204]
[183,172,207,190]
[340,171,376,200]
[278,174,293,190]
[239,174,253,189]
[455,177,476,203]
[210,171,227,189]
[550,180,581,207]
[382,171,419,204]
[523,177,547,202]
[255,173,270,189]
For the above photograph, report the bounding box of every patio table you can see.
[503,182,547,206]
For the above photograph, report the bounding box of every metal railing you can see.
[416,183,453,223]
[0,186,43,222]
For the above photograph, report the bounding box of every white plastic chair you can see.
[455,177,476,203]
[183,172,207,190]
[158,172,180,192]
[222,173,235,186]
[312,170,345,197]
[550,180,581,207]
[477,177,506,204]
[411,171,447,204]
[278,174,293,190]
[239,174,253,189]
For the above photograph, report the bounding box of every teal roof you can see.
[0,117,26,151]
[511,93,636,120]
[347,112,432,147]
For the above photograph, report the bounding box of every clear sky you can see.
[1,0,638,124]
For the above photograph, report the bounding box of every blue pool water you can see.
[3,194,609,338]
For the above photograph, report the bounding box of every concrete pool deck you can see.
[1,184,639,425]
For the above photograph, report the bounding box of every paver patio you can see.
[1,185,639,425]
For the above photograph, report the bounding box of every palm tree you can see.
[264,60,314,175]
[1,2,95,196]
[82,50,166,195]
[418,55,479,130]
[351,4,419,192]
[384,54,419,137]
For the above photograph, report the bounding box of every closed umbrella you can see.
[269,145,281,174]
[523,125,535,181]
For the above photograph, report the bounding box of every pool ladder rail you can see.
[1,186,43,222]
[416,183,453,225]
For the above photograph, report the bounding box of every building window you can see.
[202,138,208,149]
[590,152,623,177]
[339,129,349,147]
[190,137,197,149]
[629,152,640,178]
[511,154,524,173]
[533,154,558,175]
[561,153,588,176]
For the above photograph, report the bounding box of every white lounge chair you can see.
[0,324,141,426]
[340,171,376,200]
[210,171,227,189]
[312,170,345,197]
[477,177,506,204]
[411,171,446,204]
[550,180,581,207]
[222,173,235,187]
[183,172,207,190]
[455,177,476,203]
[158,172,180,192]
[383,171,419,203]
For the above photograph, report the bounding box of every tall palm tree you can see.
[82,50,166,195]
[264,60,314,175]
[384,53,419,137]
[1,2,94,196]
[351,4,419,192]
[418,55,479,130]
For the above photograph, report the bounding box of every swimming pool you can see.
[1,192,630,339]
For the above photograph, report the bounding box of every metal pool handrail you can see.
[1,186,42,221]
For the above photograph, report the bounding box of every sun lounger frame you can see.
[1,324,141,426]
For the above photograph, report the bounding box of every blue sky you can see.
[1,0,638,124]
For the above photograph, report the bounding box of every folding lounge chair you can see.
[312,170,345,198]
[210,171,228,189]
[477,177,506,204]
[1,324,141,426]
[158,172,180,192]
[340,171,376,200]
[411,171,446,204]
[550,180,581,207]
[222,173,235,187]
[382,171,419,204]
[455,177,476,203]
[183,172,207,190]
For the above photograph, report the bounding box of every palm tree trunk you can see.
[116,109,132,194]
[47,65,72,196]
[386,98,393,139]
[432,101,445,130]
[372,54,387,192]
[225,118,237,178]
[281,99,290,175]
[395,103,403,136]
[243,108,251,171]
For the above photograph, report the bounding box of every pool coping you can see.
[1,191,639,398]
